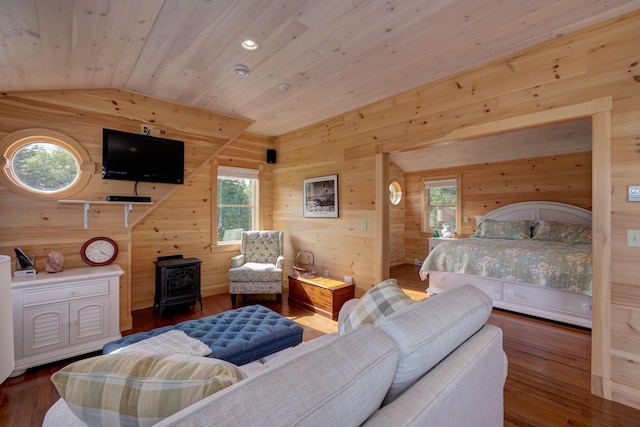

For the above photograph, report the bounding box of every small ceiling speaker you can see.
[267,149,276,164]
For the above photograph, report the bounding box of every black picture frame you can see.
[303,174,338,218]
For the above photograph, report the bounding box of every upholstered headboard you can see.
[480,201,591,224]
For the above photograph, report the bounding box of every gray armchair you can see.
[228,231,284,305]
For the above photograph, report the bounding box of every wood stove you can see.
[154,255,202,318]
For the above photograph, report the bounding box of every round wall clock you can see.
[81,237,118,266]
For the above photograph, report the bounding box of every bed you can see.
[420,201,593,328]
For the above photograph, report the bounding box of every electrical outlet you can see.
[627,229,640,247]
[141,124,153,135]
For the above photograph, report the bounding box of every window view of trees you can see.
[12,143,78,192]
[424,179,457,231]
[217,176,254,241]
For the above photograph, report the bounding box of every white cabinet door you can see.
[70,296,110,345]
[22,296,110,355]
[22,302,69,356]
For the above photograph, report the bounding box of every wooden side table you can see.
[288,275,355,320]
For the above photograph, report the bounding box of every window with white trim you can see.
[217,166,258,242]
[423,177,458,233]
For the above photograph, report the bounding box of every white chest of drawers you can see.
[10,265,123,376]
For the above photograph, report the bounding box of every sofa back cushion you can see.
[156,325,400,427]
[376,284,493,405]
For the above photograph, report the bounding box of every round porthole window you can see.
[389,180,403,205]
[0,129,94,199]
[12,142,78,192]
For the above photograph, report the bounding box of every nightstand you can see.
[429,237,457,252]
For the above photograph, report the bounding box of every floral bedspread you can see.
[419,238,592,295]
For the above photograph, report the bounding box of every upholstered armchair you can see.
[228,231,284,305]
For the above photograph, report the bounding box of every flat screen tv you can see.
[102,128,184,184]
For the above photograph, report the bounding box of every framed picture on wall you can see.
[303,174,338,218]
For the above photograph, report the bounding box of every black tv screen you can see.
[102,128,184,184]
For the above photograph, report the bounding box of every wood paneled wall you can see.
[404,151,593,264]
[130,133,275,311]
[0,90,268,329]
[273,11,640,409]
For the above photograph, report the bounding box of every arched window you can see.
[0,129,94,199]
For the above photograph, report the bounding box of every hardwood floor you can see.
[1,264,639,426]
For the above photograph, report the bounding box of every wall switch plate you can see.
[627,230,640,247]
[344,275,353,283]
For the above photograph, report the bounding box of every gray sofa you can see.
[44,284,507,426]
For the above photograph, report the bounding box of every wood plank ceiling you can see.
[389,119,593,172]
[0,0,638,140]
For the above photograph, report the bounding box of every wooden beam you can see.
[375,152,389,283]
[591,106,612,399]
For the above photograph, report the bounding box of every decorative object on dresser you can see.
[10,264,123,377]
[228,231,284,305]
[303,174,339,218]
[80,237,118,266]
[420,201,593,327]
[288,275,355,320]
[13,247,36,276]
[45,251,64,273]
[154,255,202,319]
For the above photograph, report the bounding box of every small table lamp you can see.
[437,209,455,238]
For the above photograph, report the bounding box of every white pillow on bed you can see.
[472,219,533,240]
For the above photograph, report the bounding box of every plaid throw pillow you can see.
[51,353,246,427]
[339,278,414,335]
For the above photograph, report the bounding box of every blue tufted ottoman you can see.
[103,305,303,365]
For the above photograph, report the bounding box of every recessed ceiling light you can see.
[241,39,259,50]
[279,83,291,92]
[233,65,249,77]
